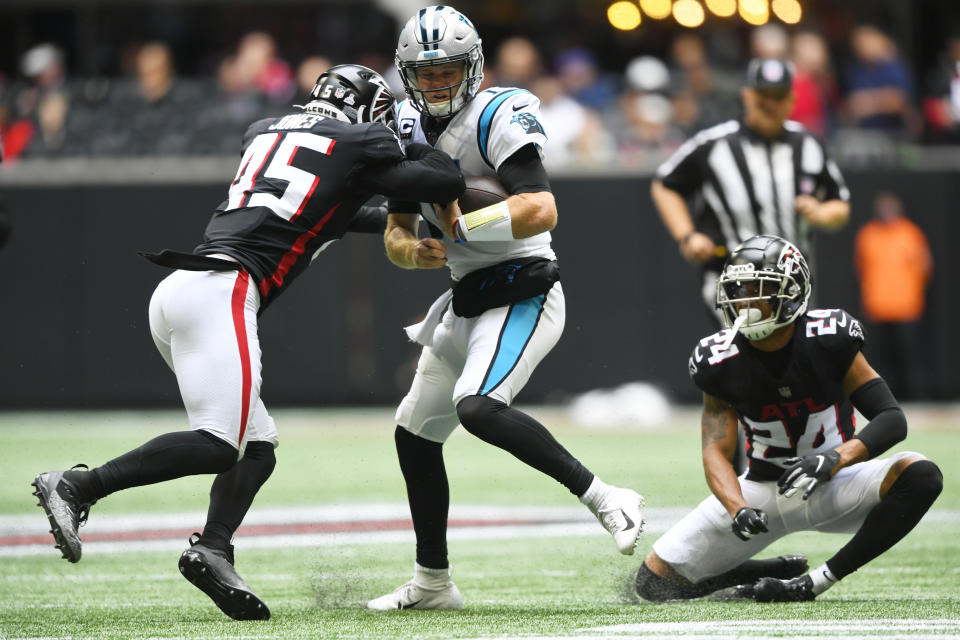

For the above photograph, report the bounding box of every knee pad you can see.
[456,395,504,435]
[243,441,277,478]
[894,459,943,502]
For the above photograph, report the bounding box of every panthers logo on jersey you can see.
[510,112,545,137]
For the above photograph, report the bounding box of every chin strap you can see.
[718,310,749,352]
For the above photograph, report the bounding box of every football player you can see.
[366,6,645,611]
[31,64,464,620]
[635,235,942,602]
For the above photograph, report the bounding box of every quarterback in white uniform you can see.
[367,5,645,611]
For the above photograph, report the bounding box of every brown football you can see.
[458,175,508,213]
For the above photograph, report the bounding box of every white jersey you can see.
[395,87,555,280]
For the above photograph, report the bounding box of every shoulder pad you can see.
[688,329,741,391]
[801,309,865,350]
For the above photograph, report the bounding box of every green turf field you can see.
[1,406,958,639]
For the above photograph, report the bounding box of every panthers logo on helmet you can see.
[510,112,545,136]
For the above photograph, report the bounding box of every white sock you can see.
[809,563,839,595]
[414,562,452,590]
[579,476,612,512]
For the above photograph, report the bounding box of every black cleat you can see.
[31,466,96,563]
[752,574,816,602]
[772,554,809,579]
[178,535,270,620]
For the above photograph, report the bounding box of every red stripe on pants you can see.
[231,271,253,446]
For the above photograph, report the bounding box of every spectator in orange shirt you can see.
[854,192,933,399]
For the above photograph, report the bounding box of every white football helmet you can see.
[716,235,811,341]
[395,5,484,118]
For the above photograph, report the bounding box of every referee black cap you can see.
[745,58,794,92]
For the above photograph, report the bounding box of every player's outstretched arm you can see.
[700,393,749,517]
[384,213,447,270]
[351,143,465,206]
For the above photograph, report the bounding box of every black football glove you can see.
[778,450,841,500]
[731,506,769,541]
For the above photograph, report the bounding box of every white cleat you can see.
[593,486,645,555]
[366,579,464,611]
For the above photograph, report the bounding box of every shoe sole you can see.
[31,474,80,563]
[178,550,270,620]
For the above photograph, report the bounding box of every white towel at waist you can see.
[404,289,454,348]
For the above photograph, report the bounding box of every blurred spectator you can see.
[854,192,933,400]
[494,36,543,89]
[922,33,960,143]
[233,32,295,105]
[81,41,216,156]
[24,92,70,155]
[668,33,740,129]
[615,56,684,168]
[294,55,333,104]
[531,74,614,169]
[2,43,70,161]
[844,25,918,136]
[554,48,619,112]
[750,24,790,60]
[790,31,838,137]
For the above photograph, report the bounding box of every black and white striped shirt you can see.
[656,119,849,270]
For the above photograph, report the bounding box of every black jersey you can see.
[688,308,865,481]
[193,112,463,310]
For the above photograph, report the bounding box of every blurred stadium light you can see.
[606,0,800,28]
[608,1,643,30]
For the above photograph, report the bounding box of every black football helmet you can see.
[717,235,811,340]
[303,64,396,130]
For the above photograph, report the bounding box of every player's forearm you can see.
[384,225,420,269]
[505,192,557,238]
[651,180,695,242]
[703,447,747,518]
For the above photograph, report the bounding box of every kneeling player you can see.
[635,235,942,602]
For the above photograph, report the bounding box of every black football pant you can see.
[395,395,594,569]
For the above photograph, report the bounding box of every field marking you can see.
[3,504,955,559]
[0,504,689,558]
[454,618,960,640]
[584,618,960,638]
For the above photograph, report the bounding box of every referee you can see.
[651,58,850,319]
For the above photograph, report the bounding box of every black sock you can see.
[199,441,277,551]
[395,426,449,569]
[69,430,238,501]
[456,395,593,496]
[827,460,942,579]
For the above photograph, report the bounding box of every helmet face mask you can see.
[395,5,484,118]
[304,64,396,129]
[717,235,811,341]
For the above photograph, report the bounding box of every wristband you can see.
[452,201,513,243]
